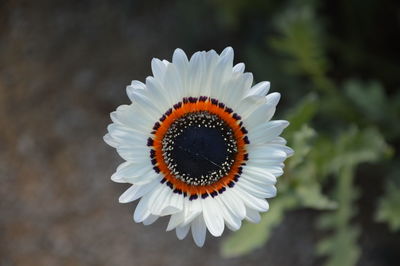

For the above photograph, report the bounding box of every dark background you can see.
[1,0,399,265]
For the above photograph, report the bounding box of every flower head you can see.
[104,47,293,247]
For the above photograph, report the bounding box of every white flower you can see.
[104,47,293,247]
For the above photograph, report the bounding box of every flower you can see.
[104,47,293,247]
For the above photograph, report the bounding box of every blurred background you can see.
[1,0,399,265]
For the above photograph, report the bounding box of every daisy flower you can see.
[104,47,293,247]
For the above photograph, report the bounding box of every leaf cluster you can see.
[217,1,399,264]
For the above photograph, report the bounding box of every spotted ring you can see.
[147,96,249,199]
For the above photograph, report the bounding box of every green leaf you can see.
[270,6,328,78]
[284,93,318,138]
[268,5,335,94]
[344,79,400,140]
[317,166,361,266]
[344,79,386,122]
[329,127,391,171]
[317,226,361,266]
[286,124,316,170]
[296,183,337,210]
[309,136,336,179]
[376,167,400,231]
[315,127,391,266]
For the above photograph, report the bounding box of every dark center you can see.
[162,111,237,186]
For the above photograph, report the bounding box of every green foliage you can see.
[376,181,400,231]
[270,6,327,76]
[330,127,391,171]
[344,79,400,140]
[376,167,400,231]
[344,80,387,122]
[214,0,398,264]
[286,125,337,210]
[283,93,318,137]
[316,167,361,266]
[316,127,389,266]
[269,5,334,94]
[317,223,361,266]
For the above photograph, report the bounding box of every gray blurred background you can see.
[1,0,399,265]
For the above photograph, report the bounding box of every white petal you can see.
[232,186,270,212]
[220,47,234,64]
[216,197,241,231]
[167,212,185,231]
[241,169,275,186]
[163,63,185,102]
[246,160,285,171]
[166,198,201,231]
[233,62,245,73]
[270,144,294,157]
[172,48,189,85]
[187,51,207,96]
[151,58,167,80]
[119,181,159,203]
[176,224,191,240]
[128,87,164,119]
[266,165,284,177]
[244,93,281,128]
[182,198,202,226]
[127,170,160,185]
[270,136,287,145]
[148,186,171,215]
[173,48,189,68]
[160,192,184,216]
[236,96,267,119]
[247,120,289,145]
[160,204,182,217]
[134,192,154,223]
[246,81,270,98]
[201,50,220,96]
[245,208,261,223]
[111,162,155,184]
[284,146,294,157]
[237,178,277,198]
[116,146,149,162]
[107,123,148,145]
[145,76,172,110]
[202,198,225,237]
[110,105,153,133]
[221,73,252,108]
[130,80,146,90]
[247,144,288,161]
[241,165,277,185]
[209,49,234,99]
[143,88,169,117]
[126,80,146,102]
[148,185,180,216]
[265,92,281,107]
[103,133,119,148]
[110,161,130,183]
[219,189,246,220]
[191,215,207,247]
[211,51,233,91]
[143,214,159,225]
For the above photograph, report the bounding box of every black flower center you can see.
[162,111,237,186]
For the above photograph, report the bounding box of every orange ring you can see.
[148,97,248,197]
